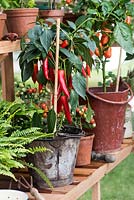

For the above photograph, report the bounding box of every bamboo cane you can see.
[115,47,122,92]
[54,18,60,115]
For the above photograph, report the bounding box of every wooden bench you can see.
[0,138,133,200]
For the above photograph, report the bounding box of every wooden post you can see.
[1,53,15,101]
[92,182,101,200]
[115,47,122,92]
[54,18,60,114]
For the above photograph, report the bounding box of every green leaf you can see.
[40,29,53,53]
[28,25,42,41]
[32,112,42,128]
[59,47,73,58]
[60,48,82,70]
[21,62,33,82]
[67,21,76,30]
[37,68,47,85]
[47,108,56,133]
[76,43,93,66]
[69,90,79,113]
[75,15,88,26]
[72,72,86,99]
[101,2,113,16]
[85,104,94,123]
[114,22,134,54]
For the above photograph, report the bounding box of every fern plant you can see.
[0,99,53,187]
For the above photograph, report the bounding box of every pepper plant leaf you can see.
[40,29,53,53]
[69,89,79,113]
[21,61,33,82]
[28,25,42,42]
[114,22,134,54]
[67,21,76,30]
[47,108,56,133]
[72,72,86,99]
[60,48,82,70]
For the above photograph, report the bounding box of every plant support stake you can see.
[115,47,122,92]
[54,18,60,131]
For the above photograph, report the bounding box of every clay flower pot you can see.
[76,134,94,166]
[5,8,39,38]
[0,13,7,40]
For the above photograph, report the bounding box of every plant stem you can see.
[102,59,106,92]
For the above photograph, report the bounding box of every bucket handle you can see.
[87,82,133,105]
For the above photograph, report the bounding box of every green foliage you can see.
[0,0,36,9]
[0,100,53,183]
[19,18,94,99]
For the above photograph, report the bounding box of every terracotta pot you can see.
[0,13,7,40]
[4,8,39,37]
[76,134,94,166]
[39,9,64,23]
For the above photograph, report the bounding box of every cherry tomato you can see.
[60,40,69,48]
[83,106,88,112]
[90,118,95,124]
[41,103,47,110]
[104,47,112,58]
[27,88,33,94]
[76,108,80,112]
[43,112,47,118]
[32,88,37,93]
[101,34,109,45]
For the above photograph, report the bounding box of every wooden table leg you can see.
[1,53,15,101]
[92,181,101,200]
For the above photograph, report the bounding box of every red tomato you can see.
[101,34,109,45]
[104,47,112,58]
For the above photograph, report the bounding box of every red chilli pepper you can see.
[82,66,87,77]
[49,67,55,82]
[86,64,91,77]
[57,95,63,113]
[60,40,69,48]
[42,57,50,80]
[32,63,38,83]
[58,69,70,98]
[68,75,73,89]
[61,95,72,124]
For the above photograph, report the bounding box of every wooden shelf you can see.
[0,139,133,200]
[0,40,21,54]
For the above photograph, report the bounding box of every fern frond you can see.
[28,146,51,154]
[24,162,53,188]
[0,169,16,180]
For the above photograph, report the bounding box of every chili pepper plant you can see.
[18,17,96,132]
[73,0,134,92]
